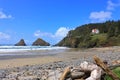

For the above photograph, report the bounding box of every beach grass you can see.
[104,67,120,80]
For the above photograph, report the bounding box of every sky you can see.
[0,0,120,45]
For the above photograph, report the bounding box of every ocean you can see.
[0,46,68,60]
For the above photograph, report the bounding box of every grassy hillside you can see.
[56,20,120,48]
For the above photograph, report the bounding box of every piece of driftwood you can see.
[109,64,120,70]
[85,67,102,80]
[74,79,84,80]
[71,71,86,79]
[60,56,120,80]
[93,56,120,80]
[60,67,71,80]
[71,72,84,78]
[79,61,102,80]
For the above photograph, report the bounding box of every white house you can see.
[92,28,99,34]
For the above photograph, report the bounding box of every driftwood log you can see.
[93,56,120,80]
[109,64,120,70]
[60,67,71,80]
[71,69,90,79]
[60,56,120,80]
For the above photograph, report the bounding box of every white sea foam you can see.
[0,46,68,52]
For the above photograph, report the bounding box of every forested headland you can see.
[56,20,120,48]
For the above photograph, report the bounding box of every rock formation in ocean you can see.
[15,39,26,46]
[32,38,50,46]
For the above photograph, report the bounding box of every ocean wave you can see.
[0,46,68,52]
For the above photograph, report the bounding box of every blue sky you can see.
[0,0,120,45]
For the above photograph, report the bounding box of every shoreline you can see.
[0,49,66,60]
[0,46,120,69]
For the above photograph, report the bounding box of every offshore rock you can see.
[15,39,26,46]
[32,38,50,46]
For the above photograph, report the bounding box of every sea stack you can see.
[15,39,26,46]
[32,38,50,46]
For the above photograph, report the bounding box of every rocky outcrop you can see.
[15,39,26,46]
[32,38,50,46]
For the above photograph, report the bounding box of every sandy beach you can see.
[0,56,62,69]
[0,46,120,80]
[0,46,120,69]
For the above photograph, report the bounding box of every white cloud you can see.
[34,30,53,37]
[54,27,70,38]
[34,27,70,38]
[0,11,12,19]
[34,27,71,43]
[0,32,10,40]
[89,0,120,23]
[89,11,112,22]
[107,0,120,10]
[34,30,41,37]
[107,0,116,10]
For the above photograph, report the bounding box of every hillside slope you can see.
[56,20,120,48]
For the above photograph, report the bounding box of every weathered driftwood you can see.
[60,56,120,80]
[109,64,120,70]
[71,67,92,79]
[71,69,86,79]
[112,60,120,65]
[86,69,102,80]
[93,56,120,80]
[60,67,71,80]
[60,66,90,80]
[74,79,85,80]
[78,61,102,80]
[71,72,84,78]
[60,61,102,80]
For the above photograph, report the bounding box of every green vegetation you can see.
[89,33,107,47]
[56,20,120,48]
[105,67,120,80]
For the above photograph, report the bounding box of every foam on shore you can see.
[0,46,68,52]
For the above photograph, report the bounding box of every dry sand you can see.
[0,56,62,69]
